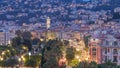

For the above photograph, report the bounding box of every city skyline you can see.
[0,0,120,68]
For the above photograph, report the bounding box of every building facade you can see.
[89,35,120,65]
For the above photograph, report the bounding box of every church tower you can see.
[46,17,51,29]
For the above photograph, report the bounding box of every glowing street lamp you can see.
[76,48,80,51]
[0,57,3,61]
[28,52,31,59]
[7,50,10,53]
[75,55,80,59]
[18,58,21,62]
[2,51,5,55]
[21,55,25,61]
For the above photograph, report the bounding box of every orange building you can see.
[89,38,102,64]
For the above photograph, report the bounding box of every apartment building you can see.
[89,35,120,65]
[0,30,16,45]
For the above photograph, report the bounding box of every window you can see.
[108,48,110,53]
[92,48,96,58]
[93,44,96,46]
[106,41,109,45]
[105,48,107,54]
[92,48,96,52]
[113,49,118,54]
[113,56,117,62]
[114,41,118,46]
[105,56,107,62]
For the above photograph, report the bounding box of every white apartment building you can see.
[101,35,120,65]
[0,30,16,45]
[89,35,120,65]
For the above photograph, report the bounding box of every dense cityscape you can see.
[0,0,120,68]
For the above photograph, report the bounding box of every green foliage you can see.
[23,39,32,51]
[69,59,79,67]
[0,47,17,60]
[0,61,4,67]
[1,58,19,67]
[89,61,97,68]
[24,59,37,67]
[44,39,64,59]
[43,57,59,68]
[76,61,89,68]
[32,38,40,45]
[84,35,91,47]
[84,47,89,52]
[11,37,22,47]
[13,31,33,51]
[15,30,22,37]
[22,31,32,40]
[42,39,65,68]
[24,54,41,67]
[66,46,75,64]
[97,60,118,68]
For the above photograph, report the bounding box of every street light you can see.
[2,51,5,55]
[18,57,22,67]
[21,55,25,61]
[28,52,31,59]
[7,50,9,52]
[76,48,80,51]
[0,57,3,61]
[18,58,21,62]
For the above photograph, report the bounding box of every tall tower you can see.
[46,17,51,29]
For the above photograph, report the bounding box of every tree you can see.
[24,54,41,67]
[42,39,65,67]
[76,61,89,68]
[66,47,75,64]
[69,59,79,67]
[2,58,19,67]
[22,31,32,40]
[84,35,91,47]
[97,60,117,68]
[24,59,37,67]
[23,39,32,51]
[43,57,59,68]
[32,38,40,45]
[15,30,22,37]
[89,61,97,68]
[11,37,22,47]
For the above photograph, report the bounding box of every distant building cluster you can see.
[0,0,120,65]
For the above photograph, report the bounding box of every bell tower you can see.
[46,17,51,29]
